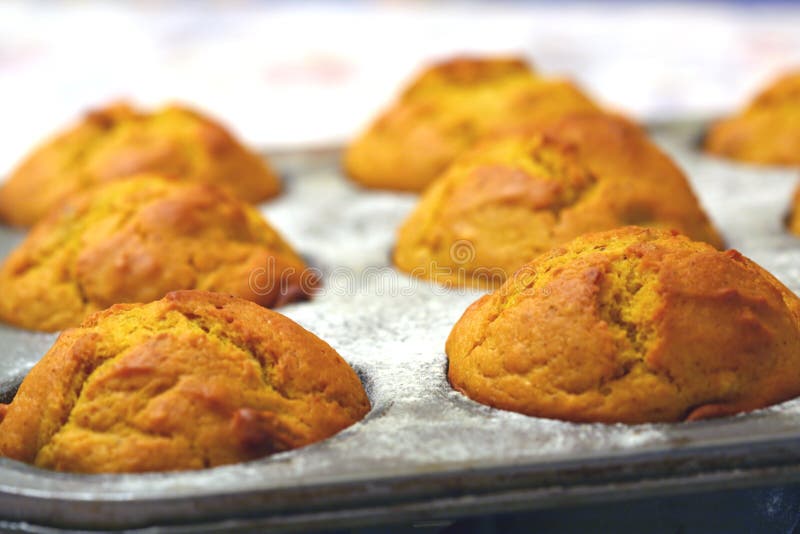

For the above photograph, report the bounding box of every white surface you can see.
[0,1,799,177]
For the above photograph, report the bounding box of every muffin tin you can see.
[2,120,800,532]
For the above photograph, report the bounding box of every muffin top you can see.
[344,56,598,191]
[704,70,800,166]
[0,102,281,227]
[400,56,534,99]
[447,227,800,423]
[0,175,311,331]
[394,112,723,288]
[0,290,370,473]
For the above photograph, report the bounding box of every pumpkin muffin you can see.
[0,175,312,332]
[394,112,723,288]
[344,56,599,191]
[704,70,800,165]
[0,290,370,473]
[0,102,281,227]
[447,226,800,423]
[787,183,800,236]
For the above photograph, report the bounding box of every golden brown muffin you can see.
[704,70,800,165]
[447,226,800,424]
[394,112,723,288]
[0,290,370,473]
[0,175,312,332]
[787,183,800,236]
[344,56,599,191]
[0,102,281,227]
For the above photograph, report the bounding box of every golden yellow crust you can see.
[0,290,370,473]
[0,102,281,227]
[0,175,311,332]
[447,226,800,423]
[704,70,800,165]
[344,56,598,191]
[394,112,723,288]
[400,56,534,99]
[787,183,800,236]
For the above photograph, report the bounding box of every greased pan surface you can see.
[2,122,800,531]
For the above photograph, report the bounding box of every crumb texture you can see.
[705,70,800,165]
[446,226,800,423]
[394,112,724,287]
[0,290,370,473]
[344,56,598,191]
[0,102,280,227]
[0,175,310,331]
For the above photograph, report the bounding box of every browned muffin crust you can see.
[0,102,281,227]
[447,227,800,423]
[787,182,800,236]
[0,290,370,473]
[344,56,599,191]
[704,70,800,166]
[0,175,311,332]
[394,112,723,288]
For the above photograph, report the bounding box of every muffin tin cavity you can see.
[0,325,57,400]
[0,374,21,405]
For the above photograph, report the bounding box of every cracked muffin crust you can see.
[0,175,311,332]
[0,102,281,227]
[446,226,800,424]
[0,290,370,473]
[704,70,800,166]
[344,56,599,191]
[394,112,723,288]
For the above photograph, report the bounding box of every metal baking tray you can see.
[2,120,800,532]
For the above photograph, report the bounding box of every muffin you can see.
[0,175,312,332]
[447,226,800,423]
[394,112,723,288]
[344,56,599,191]
[787,183,800,236]
[0,102,281,227]
[704,70,800,165]
[0,290,370,473]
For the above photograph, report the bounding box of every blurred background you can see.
[1,0,800,177]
